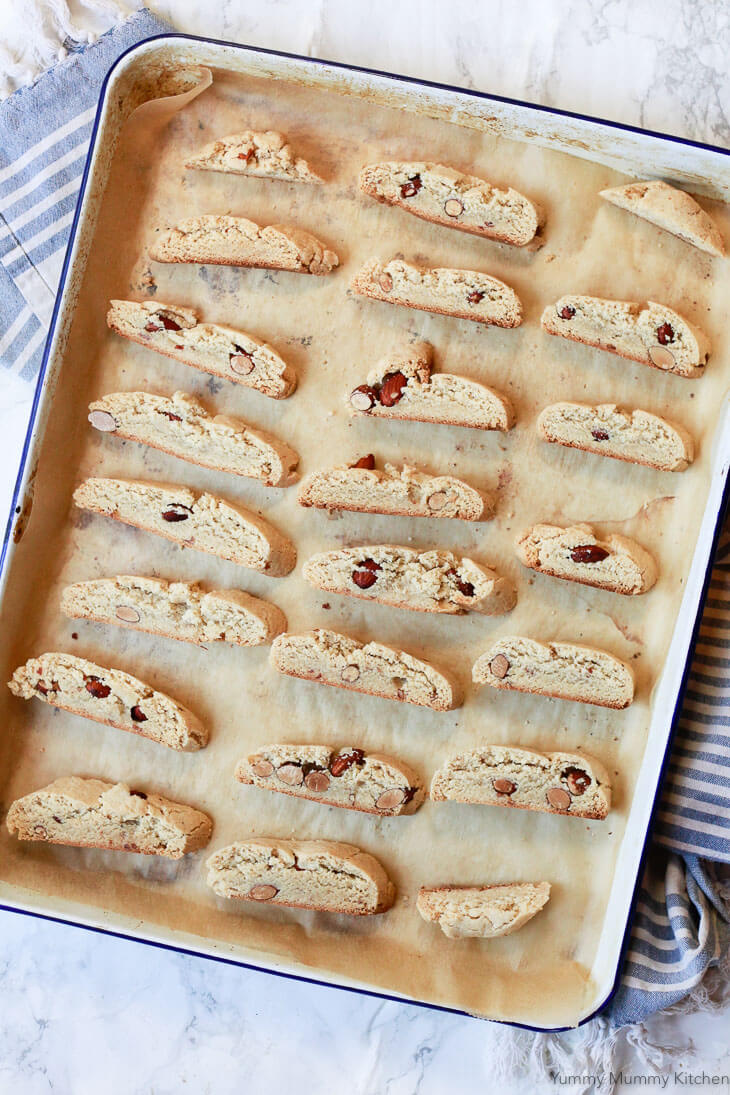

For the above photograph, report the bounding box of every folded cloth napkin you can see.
[0,4,728,1032]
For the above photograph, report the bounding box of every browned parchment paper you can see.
[0,62,728,1028]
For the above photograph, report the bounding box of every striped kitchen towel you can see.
[0,5,727,1031]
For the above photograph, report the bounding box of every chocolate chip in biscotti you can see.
[656,322,675,345]
[467,289,485,304]
[400,174,422,198]
[546,787,571,810]
[350,385,377,411]
[330,748,365,777]
[451,571,475,598]
[159,411,182,422]
[559,305,576,320]
[85,676,111,699]
[161,504,192,522]
[350,454,375,469]
[378,371,407,407]
[130,705,147,722]
[489,654,510,679]
[352,559,381,589]
[591,429,610,442]
[563,766,592,795]
[570,545,610,564]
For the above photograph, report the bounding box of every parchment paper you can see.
[0,63,728,1027]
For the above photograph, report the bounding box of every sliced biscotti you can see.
[271,628,461,710]
[348,342,514,431]
[298,455,493,521]
[236,744,425,816]
[149,215,338,275]
[7,777,213,857]
[541,295,709,378]
[473,636,634,709]
[303,545,516,615]
[359,161,540,245]
[352,259,522,327]
[88,391,299,488]
[8,652,207,750]
[186,130,323,183]
[516,523,657,595]
[600,180,725,257]
[206,838,395,914]
[537,401,694,472]
[107,300,296,399]
[417,883,550,939]
[431,744,611,820]
[61,575,286,646]
[72,477,295,576]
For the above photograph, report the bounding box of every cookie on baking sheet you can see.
[359,161,540,245]
[107,300,296,399]
[352,258,522,327]
[270,628,461,710]
[431,744,611,820]
[206,838,395,914]
[72,477,296,575]
[149,215,338,274]
[600,179,725,257]
[417,883,551,939]
[61,575,286,646]
[8,652,207,751]
[348,342,514,430]
[302,544,516,615]
[536,401,695,472]
[541,295,709,378]
[515,522,657,595]
[472,636,634,709]
[7,777,212,858]
[186,130,323,183]
[236,744,425,816]
[298,455,494,521]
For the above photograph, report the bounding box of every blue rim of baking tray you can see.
[1,31,729,1032]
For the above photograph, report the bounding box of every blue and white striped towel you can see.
[0,7,727,1029]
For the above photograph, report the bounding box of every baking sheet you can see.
[0,50,729,1028]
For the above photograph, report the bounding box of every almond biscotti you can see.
[271,628,461,710]
[298,455,493,521]
[417,883,550,939]
[7,777,213,857]
[8,652,207,750]
[600,180,725,257]
[537,401,694,472]
[107,300,296,399]
[89,391,299,487]
[73,477,296,576]
[206,838,395,914]
[541,295,709,378]
[236,744,425,816]
[303,545,516,615]
[359,161,540,245]
[431,744,611,820]
[61,575,286,646]
[516,523,657,595]
[186,130,323,183]
[348,342,514,431]
[352,259,522,327]
[472,636,634,709]
[149,215,338,275]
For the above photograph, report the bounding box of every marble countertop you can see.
[0,1,729,1090]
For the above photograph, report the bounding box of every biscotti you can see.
[541,295,709,378]
[107,300,296,399]
[271,628,461,710]
[298,456,493,521]
[8,652,207,750]
[88,390,299,487]
[236,744,425,816]
[359,161,540,245]
[73,477,296,576]
[431,744,611,820]
[516,523,657,595]
[537,401,695,472]
[7,777,213,857]
[352,259,522,327]
[600,180,725,257]
[417,883,550,939]
[149,215,338,275]
[61,575,286,646]
[302,545,516,615]
[472,636,634,709]
[206,838,395,914]
[186,130,323,183]
[348,342,514,431]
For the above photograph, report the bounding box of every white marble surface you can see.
[0,1,729,1091]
